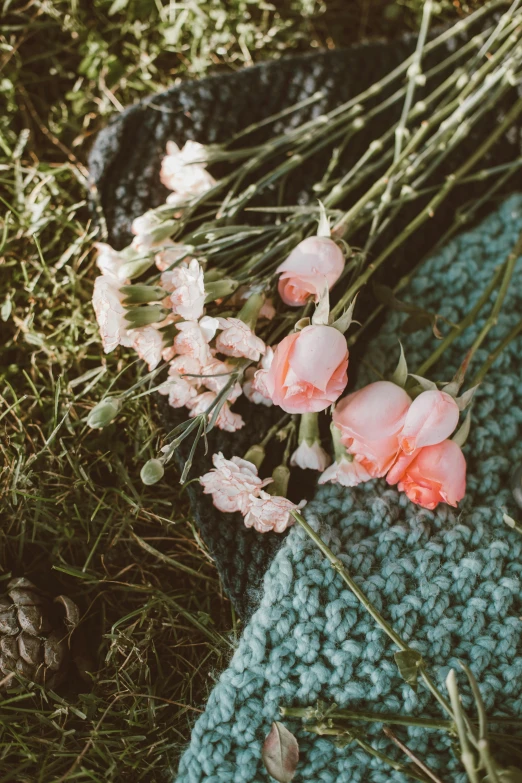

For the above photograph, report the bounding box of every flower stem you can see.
[331,96,522,318]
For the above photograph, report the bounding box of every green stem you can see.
[331,96,522,318]
[281,706,453,731]
[291,511,409,651]
[470,319,522,386]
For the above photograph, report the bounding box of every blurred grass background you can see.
[0,1,478,780]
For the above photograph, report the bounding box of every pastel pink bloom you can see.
[160,140,215,198]
[243,492,306,534]
[387,439,466,510]
[200,452,272,514]
[95,243,128,282]
[215,318,266,362]
[187,392,244,432]
[92,276,133,353]
[290,440,331,471]
[155,243,193,272]
[200,358,242,403]
[318,456,373,487]
[158,374,198,408]
[264,325,348,414]
[161,259,205,320]
[129,326,164,371]
[131,211,166,250]
[276,236,345,307]
[173,321,213,364]
[243,347,274,405]
[169,354,202,381]
[333,381,412,477]
[399,390,460,455]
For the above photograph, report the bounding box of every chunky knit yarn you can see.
[89,22,522,619]
[176,194,522,782]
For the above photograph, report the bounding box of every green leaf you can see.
[262,722,299,783]
[390,342,408,388]
[394,649,423,692]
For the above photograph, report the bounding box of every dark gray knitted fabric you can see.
[88,18,522,619]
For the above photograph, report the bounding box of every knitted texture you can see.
[88,16,522,619]
[176,193,522,782]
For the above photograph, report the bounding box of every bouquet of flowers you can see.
[89,0,522,535]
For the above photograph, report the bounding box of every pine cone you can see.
[0,578,80,689]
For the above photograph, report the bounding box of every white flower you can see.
[215,317,266,361]
[187,392,244,432]
[173,321,213,364]
[92,276,133,353]
[160,140,215,199]
[290,440,331,471]
[200,452,272,514]
[129,326,164,371]
[243,492,306,534]
[243,347,274,406]
[158,373,198,408]
[161,259,205,320]
[200,358,242,403]
[318,456,373,487]
[155,243,193,272]
[199,315,219,342]
[94,243,128,282]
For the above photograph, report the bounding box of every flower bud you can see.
[243,444,266,469]
[87,398,121,429]
[120,284,166,305]
[140,459,165,486]
[268,465,290,498]
[125,304,169,328]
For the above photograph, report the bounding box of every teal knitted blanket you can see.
[176,194,522,782]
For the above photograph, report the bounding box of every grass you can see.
[0,1,477,780]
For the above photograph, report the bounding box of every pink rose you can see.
[243,492,306,533]
[92,276,133,354]
[200,453,272,514]
[387,439,466,510]
[398,389,460,455]
[161,259,205,321]
[264,325,348,414]
[160,140,215,198]
[333,381,412,477]
[276,236,345,307]
[318,456,373,487]
[129,326,164,370]
[215,318,266,362]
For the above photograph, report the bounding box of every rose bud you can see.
[333,381,412,477]
[398,389,460,455]
[264,324,348,414]
[387,439,466,510]
[276,236,345,307]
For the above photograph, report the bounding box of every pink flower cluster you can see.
[200,453,305,533]
[319,381,466,511]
